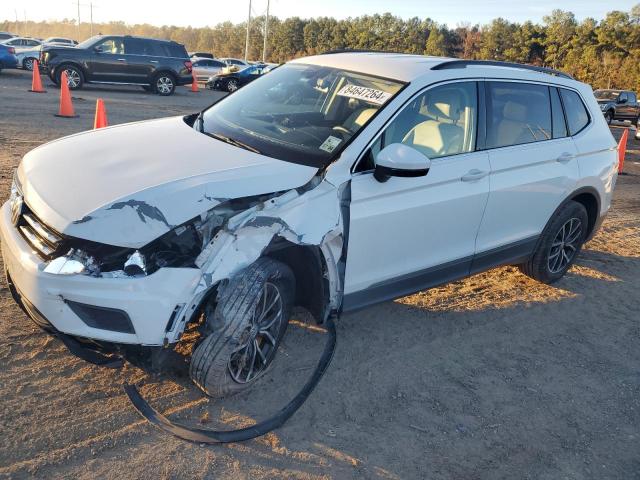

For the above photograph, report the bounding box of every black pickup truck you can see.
[40,35,193,95]
[594,89,640,124]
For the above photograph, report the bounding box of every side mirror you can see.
[94,46,103,53]
[374,143,431,183]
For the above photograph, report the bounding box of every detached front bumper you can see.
[0,201,202,346]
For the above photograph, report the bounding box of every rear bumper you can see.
[0,55,18,69]
[0,201,202,346]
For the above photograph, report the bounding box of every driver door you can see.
[87,37,127,82]
[343,81,491,311]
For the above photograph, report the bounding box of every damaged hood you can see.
[18,116,318,248]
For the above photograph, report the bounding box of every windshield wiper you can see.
[205,132,262,154]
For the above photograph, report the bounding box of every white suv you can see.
[1,53,617,397]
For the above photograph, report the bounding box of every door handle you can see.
[150,60,158,63]
[556,152,575,163]
[461,169,489,182]
[117,58,126,62]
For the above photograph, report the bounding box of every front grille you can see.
[16,204,64,259]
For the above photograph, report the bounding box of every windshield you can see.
[594,90,620,101]
[200,63,404,167]
[76,36,102,49]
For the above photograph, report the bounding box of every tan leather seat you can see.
[492,100,531,147]
[401,89,464,158]
[344,108,376,131]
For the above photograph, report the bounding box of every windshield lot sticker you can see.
[337,84,392,105]
[319,136,342,153]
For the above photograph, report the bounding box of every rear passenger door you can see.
[123,38,155,82]
[473,81,580,268]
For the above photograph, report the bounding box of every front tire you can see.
[226,78,239,93]
[189,257,295,398]
[519,201,588,284]
[56,64,83,90]
[604,110,613,124]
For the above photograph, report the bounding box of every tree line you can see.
[2,5,639,91]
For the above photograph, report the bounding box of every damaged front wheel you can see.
[189,257,295,397]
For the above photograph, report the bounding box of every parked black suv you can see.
[594,89,640,124]
[40,35,192,95]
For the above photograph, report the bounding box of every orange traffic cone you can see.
[190,68,199,92]
[54,71,78,118]
[618,127,629,174]
[93,98,108,129]
[29,60,46,93]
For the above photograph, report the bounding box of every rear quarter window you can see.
[559,89,590,136]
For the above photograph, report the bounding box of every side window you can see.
[629,92,637,104]
[559,89,590,136]
[357,82,478,172]
[486,82,551,148]
[618,92,628,103]
[550,87,567,139]
[125,38,149,55]
[212,60,225,68]
[96,38,125,55]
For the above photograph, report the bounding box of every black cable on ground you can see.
[123,315,337,443]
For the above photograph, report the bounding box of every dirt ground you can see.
[0,69,639,479]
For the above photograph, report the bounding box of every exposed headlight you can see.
[600,104,607,110]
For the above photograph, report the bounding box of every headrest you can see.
[420,89,462,121]
[502,100,527,122]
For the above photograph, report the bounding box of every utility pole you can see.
[262,0,270,63]
[76,0,81,40]
[90,2,94,37]
[244,0,252,62]
[14,9,18,35]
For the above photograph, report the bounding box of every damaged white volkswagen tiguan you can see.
[2,53,617,401]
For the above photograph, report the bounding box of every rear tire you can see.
[226,78,239,93]
[23,57,36,71]
[154,73,176,96]
[519,201,588,284]
[189,257,295,398]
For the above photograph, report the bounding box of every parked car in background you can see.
[189,51,214,59]
[0,43,18,72]
[1,37,42,52]
[16,48,40,70]
[39,35,192,95]
[191,57,226,82]
[219,57,250,68]
[44,37,77,46]
[206,64,270,92]
[595,89,640,124]
[0,32,17,41]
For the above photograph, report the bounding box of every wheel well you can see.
[56,62,85,79]
[265,242,329,324]
[154,70,176,80]
[571,191,599,238]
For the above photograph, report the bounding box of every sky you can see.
[7,0,637,28]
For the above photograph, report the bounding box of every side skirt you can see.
[342,235,538,313]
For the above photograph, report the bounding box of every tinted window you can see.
[630,92,637,103]
[550,87,567,139]
[211,60,225,68]
[96,38,125,55]
[487,82,551,148]
[560,89,590,136]
[125,38,154,55]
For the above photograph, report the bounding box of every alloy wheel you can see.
[24,58,35,71]
[227,80,239,92]
[548,217,582,274]
[156,76,174,94]
[228,282,284,384]
[64,68,81,88]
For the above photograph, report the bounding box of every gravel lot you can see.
[0,68,639,479]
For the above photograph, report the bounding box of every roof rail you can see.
[319,49,403,55]
[432,60,573,80]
